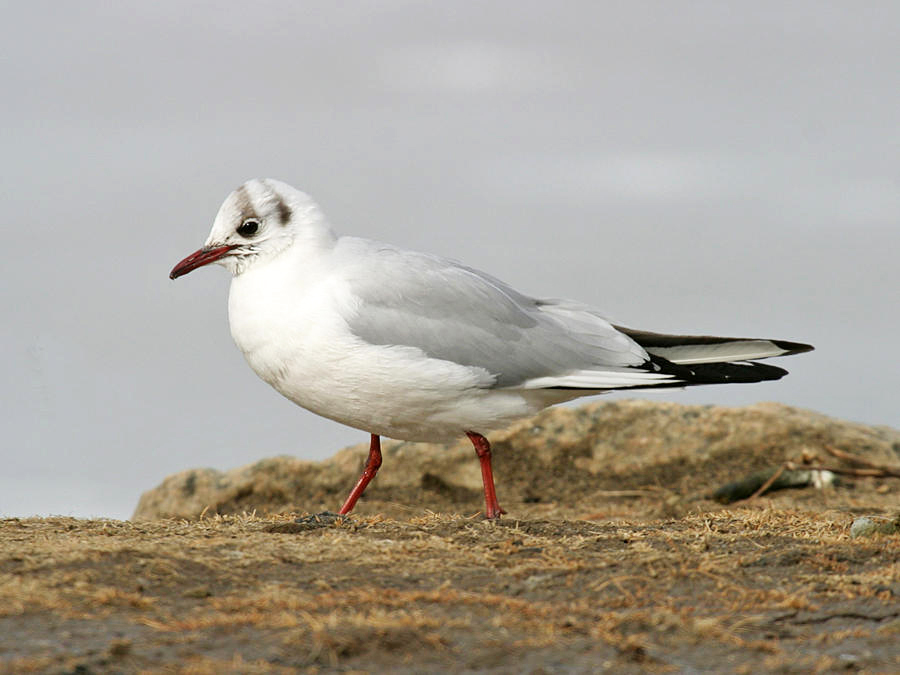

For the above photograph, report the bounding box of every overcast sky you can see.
[2,2,898,520]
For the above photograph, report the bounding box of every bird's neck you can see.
[294,217,338,251]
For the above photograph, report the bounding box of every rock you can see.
[133,400,900,520]
[850,517,878,538]
[850,516,900,538]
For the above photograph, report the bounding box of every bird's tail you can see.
[616,327,814,386]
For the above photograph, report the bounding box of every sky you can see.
[2,2,898,520]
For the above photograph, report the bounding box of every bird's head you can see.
[170,178,325,279]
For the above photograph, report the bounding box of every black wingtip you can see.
[771,339,815,356]
[648,355,791,385]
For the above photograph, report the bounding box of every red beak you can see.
[169,245,236,279]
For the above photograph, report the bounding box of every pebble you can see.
[850,517,877,538]
[850,516,900,538]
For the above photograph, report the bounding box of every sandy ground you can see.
[3,509,899,672]
[4,402,899,673]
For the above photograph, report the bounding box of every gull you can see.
[170,179,813,519]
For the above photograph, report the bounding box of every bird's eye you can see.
[237,219,259,237]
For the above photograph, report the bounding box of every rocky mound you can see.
[7,401,900,673]
[134,400,900,521]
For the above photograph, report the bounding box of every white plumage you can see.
[170,179,812,518]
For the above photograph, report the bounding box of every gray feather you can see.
[338,239,648,388]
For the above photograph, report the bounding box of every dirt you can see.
[3,401,900,673]
[132,401,900,524]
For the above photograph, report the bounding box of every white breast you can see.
[226,244,537,442]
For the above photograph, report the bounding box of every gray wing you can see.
[336,239,670,389]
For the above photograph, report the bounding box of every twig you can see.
[823,445,900,477]
[717,446,900,505]
[791,464,897,478]
[747,463,788,500]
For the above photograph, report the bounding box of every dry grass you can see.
[1,505,898,673]
[6,401,900,671]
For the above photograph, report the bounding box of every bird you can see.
[170,178,813,519]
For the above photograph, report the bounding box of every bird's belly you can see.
[228,272,545,441]
[237,329,538,441]
[283,349,542,441]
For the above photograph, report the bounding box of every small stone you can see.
[850,517,877,538]
[850,516,900,538]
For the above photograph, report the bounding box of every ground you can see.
[3,402,899,673]
[1,510,898,674]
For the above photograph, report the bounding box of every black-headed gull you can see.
[170,179,813,519]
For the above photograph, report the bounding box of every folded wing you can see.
[339,240,812,392]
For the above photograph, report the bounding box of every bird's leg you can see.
[338,434,383,515]
[466,431,506,519]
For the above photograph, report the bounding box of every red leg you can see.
[338,434,383,515]
[466,431,506,519]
